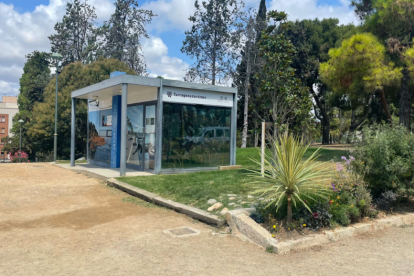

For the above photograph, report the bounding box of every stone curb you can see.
[226,209,278,249]
[107,178,226,227]
[226,209,414,254]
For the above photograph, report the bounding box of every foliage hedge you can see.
[352,125,414,198]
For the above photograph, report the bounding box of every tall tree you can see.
[257,10,313,139]
[363,0,414,128]
[351,0,374,20]
[2,52,52,156]
[181,0,243,85]
[28,58,136,159]
[286,18,356,144]
[320,33,402,125]
[101,0,156,75]
[235,3,267,148]
[49,0,98,65]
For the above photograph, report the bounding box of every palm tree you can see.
[249,134,332,224]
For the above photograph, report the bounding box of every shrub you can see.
[249,134,332,224]
[295,201,332,230]
[375,191,398,211]
[352,125,414,198]
[330,205,351,226]
[10,152,29,163]
[249,211,265,224]
[347,206,361,223]
[330,156,378,222]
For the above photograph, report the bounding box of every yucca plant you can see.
[249,134,332,224]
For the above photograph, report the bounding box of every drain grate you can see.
[163,227,201,238]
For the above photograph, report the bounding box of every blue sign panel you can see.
[111,95,122,168]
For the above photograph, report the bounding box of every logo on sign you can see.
[167,91,172,97]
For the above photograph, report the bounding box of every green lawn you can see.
[58,160,87,164]
[117,147,349,213]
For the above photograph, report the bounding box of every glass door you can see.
[144,105,156,170]
[126,105,144,170]
[125,103,156,171]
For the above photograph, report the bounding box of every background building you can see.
[0,96,19,161]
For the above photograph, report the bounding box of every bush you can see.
[249,211,265,224]
[330,205,351,226]
[352,125,414,198]
[10,151,29,163]
[347,206,361,223]
[375,191,398,211]
[295,201,332,230]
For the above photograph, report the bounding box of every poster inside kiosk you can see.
[162,87,233,107]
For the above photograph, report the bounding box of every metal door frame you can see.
[126,101,157,171]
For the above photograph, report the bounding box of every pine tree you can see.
[101,0,156,75]
[49,0,98,65]
[181,0,243,85]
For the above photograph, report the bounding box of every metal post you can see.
[19,125,22,163]
[54,67,58,162]
[230,91,237,165]
[120,83,128,177]
[70,98,76,167]
[261,121,265,177]
[155,79,163,174]
[86,100,90,163]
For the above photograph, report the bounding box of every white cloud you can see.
[143,37,189,79]
[268,0,359,25]
[141,0,196,33]
[0,0,114,97]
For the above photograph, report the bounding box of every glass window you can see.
[162,103,231,169]
[1,117,5,122]
[1,128,4,133]
[88,109,112,166]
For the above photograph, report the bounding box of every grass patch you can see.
[58,160,87,164]
[117,147,349,211]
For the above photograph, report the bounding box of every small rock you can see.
[258,197,265,201]
[229,197,235,200]
[208,202,223,212]
[241,201,247,204]
[207,199,217,205]
[247,195,254,199]
[227,194,237,197]
[228,202,235,206]
[233,204,241,207]
[220,208,229,215]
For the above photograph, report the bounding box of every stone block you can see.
[353,223,372,234]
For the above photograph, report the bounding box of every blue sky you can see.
[0,0,358,97]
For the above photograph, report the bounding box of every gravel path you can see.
[1,163,413,276]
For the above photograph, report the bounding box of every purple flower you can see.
[313,212,319,218]
[331,183,336,191]
[349,156,355,160]
[346,159,351,165]
[341,156,347,160]
[336,163,344,172]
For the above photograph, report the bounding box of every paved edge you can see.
[227,209,278,249]
[226,209,414,254]
[107,178,226,227]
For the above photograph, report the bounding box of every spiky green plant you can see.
[249,134,332,224]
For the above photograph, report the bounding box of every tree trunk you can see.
[311,90,330,145]
[322,118,330,145]
[399,68,412,128]
[378,88,392,124]
[241,43,252,148]
[287,194,292,225]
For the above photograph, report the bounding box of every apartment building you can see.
[0,96,19,161]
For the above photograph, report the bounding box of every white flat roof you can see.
[71,74,237,100]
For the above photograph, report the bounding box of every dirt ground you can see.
[1,163,414,276]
